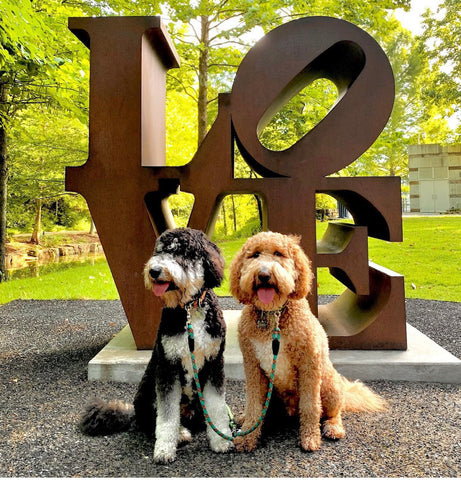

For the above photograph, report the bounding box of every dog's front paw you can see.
[322,419,345,440]
[153,442,177,464]
[234,431,259,452]
[210,436,234,453]
[300,432,322,452]
[234,412,245,426]
[178,426,192,444]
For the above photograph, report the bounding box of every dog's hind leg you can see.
[320,368,346,440]
[133,368,157,435]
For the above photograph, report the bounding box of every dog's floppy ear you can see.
[202,239,225,289]
[289,238,314,300]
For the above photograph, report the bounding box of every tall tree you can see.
[1,0,55,280]
[164,0,290,146]
[421,0,461,140]
[341,11,457,179]
[164,0,412,147]
[8,106,89,241]
[0,0,88,280]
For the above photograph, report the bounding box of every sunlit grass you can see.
[1,217,460,304]
[0,259,119,304]
[313,216,461,301]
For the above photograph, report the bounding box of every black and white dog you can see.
[80,228,232,463]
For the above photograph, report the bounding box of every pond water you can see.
[6,254,107,281]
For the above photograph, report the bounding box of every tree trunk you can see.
[231,195,237,232]
[388,151,397,176]
[0,83,8,282]
[221,201,227,236]
[89,218,96,234]
[197,15,210,147]
[30,198,42,244]
[255,194,264,228]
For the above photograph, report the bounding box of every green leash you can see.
[186,319,281,442]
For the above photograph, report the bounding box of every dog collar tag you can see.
[257,305,286,330]
[257,310,279,330]
[257,316,269,329]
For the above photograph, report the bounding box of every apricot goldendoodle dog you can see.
[229,231,387,452]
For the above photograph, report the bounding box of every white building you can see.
[408,144,461,213]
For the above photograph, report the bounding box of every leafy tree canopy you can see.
[2,0,459,254]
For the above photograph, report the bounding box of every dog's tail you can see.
[79,398,135,436]
[341,377,388,413]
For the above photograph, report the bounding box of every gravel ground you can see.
[0,298,460,478]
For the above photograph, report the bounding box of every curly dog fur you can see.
[79,228,232,463]
[229,231,387,452]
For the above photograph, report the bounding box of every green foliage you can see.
[316,194,337,212]
[162,0,293,143]
[1,0,56,74]
[8,105,89,232]
[0,0,89,125]
[0,0,92,251]
[212,195,261,240]
[167,191,194,228]
[165,89,197,166]
[259,79,338,152]
[2,0,460,246]
[421,0,461,142]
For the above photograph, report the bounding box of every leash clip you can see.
[185,302,192,321]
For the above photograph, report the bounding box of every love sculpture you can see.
[66,16,406,350]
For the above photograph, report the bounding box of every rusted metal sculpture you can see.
[66,16,406,350]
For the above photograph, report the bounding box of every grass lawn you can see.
[0,216,460,304]
[0,258,118,304]
[314,216,461,301]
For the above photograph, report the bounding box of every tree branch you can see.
[167,74,198,103]
[208,63,240,69]
[206,96,219,105]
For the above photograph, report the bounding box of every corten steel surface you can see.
[66,16,406,350]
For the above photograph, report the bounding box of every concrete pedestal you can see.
[88,310,461,384]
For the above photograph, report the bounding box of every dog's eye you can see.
[249,251,260,259]
[274,251,284,257]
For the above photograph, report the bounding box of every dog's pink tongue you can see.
[153,282,170,297]
[257,288,276,305]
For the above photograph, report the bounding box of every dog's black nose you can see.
[258,268,271,283]
[149,266,162,279]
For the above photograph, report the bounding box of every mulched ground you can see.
[0,298,459,477]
